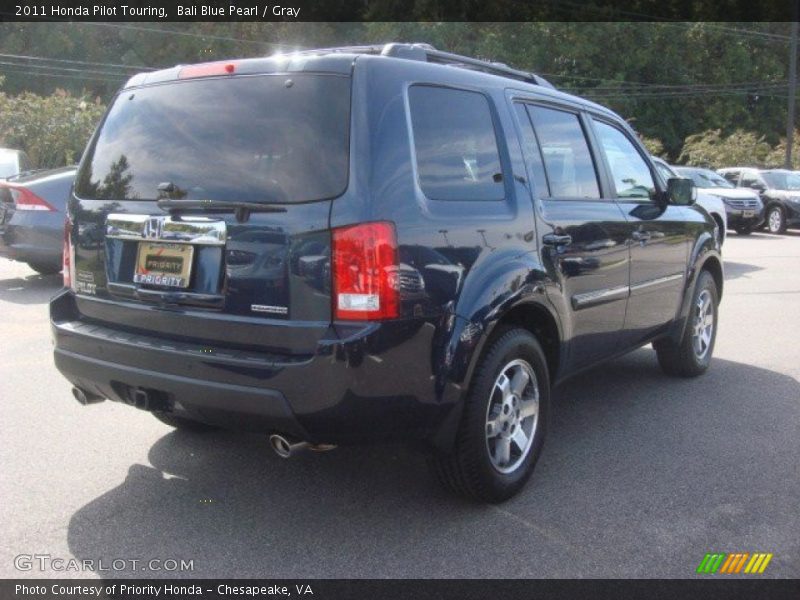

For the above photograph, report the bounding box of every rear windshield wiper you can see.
[157,198,287,222]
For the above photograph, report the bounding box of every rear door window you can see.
[409,86,505,201]
[75,73,351,204]
[526,105,600,199]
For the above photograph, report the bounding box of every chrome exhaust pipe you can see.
[72,386,105,405]
[269,434,309,458]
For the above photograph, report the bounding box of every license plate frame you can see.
[134,242,194,288]
[742,210,755,218]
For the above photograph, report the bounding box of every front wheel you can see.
[430,328,550,503]
[766,206,787,234]
[654,270,718,377]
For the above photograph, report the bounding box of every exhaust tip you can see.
[72,386,105,405]
[269,434,294,458]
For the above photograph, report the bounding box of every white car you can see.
[679,166,764,236]
[0,148,32,180]
[651,158,728,245]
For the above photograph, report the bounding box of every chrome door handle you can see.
[542,233,573,247]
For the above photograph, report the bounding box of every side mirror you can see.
[749,182,766,192]
[666,177,695,206]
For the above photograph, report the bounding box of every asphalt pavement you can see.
[1,230,798,578]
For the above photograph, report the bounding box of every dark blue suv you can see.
[51,44,723,502]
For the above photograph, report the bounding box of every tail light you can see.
[63,217,75,289]
[10,186,56,211]
[332,221,399,320]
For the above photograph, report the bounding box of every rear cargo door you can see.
[69,71,351,355]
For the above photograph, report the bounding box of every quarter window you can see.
[513,103,550,197]
[526,105,600,199]
[593,120,655,200]
[409,86,505,201]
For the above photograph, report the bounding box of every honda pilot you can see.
[51,44,723,502]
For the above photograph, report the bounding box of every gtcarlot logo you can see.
[14,553,194,572]
[696,552,773,574]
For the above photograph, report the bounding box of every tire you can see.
[734,226,752,236]
[27,262,61,275]
[654,270,718,378]
[766,205,787,234]
[430,327,550,503]
[152,411,219,432]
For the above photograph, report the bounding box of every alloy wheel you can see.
[485,359,539,474]
[692,289,714,359]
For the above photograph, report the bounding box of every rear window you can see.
[75,74,351,203]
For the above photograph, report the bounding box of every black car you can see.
[0,166,76,274]
[718,167,800,234]
[51,44,722,502]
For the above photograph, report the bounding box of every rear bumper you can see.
[0,213,62,265]
[50,290,460,445]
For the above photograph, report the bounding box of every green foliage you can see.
[678,129,773,169]
[0,89,106,168]
[639,135,666,158]
[765,130,800,169]
[0,22,796,166]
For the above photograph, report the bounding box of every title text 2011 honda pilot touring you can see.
[51,44,722,502]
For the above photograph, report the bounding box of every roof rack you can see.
[283,43,555,89]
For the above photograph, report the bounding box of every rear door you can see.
[589,117,689,344]
[69,71,351,356]
[513,101,630,371]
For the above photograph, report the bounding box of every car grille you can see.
[726,198,760,209]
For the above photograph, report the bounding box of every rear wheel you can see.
[152,411,219,432]
[27,262,61,275]
[430,328,550,503]
[766,206,787,234]
[654,270,718,377]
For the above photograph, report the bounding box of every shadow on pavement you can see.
[66,350,800,578]
[722,260,763,280]
[0,272,62,305]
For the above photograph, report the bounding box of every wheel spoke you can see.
[486,417,501,438]
[495,373,511,401]
[510,367,530,396]
[511,427,529,452]
[519,397,538,419]
[495,437,511,466]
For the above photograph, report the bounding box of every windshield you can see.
[75,73,351,203]
[762,172,800,191]
[676,167,734,189]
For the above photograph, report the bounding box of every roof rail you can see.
[281,43,555,88]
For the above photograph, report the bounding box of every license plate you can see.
[134,242,194,288]
[742,210,755,218]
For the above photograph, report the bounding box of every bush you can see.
[678,129,773,169]
[0,88,106,169]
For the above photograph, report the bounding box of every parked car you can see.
[651,158,728,245]
[671,166,763,236]
[51,44,722,502]
[0,148,33,180]
[718,167,800,234]
[0,166,76,274]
